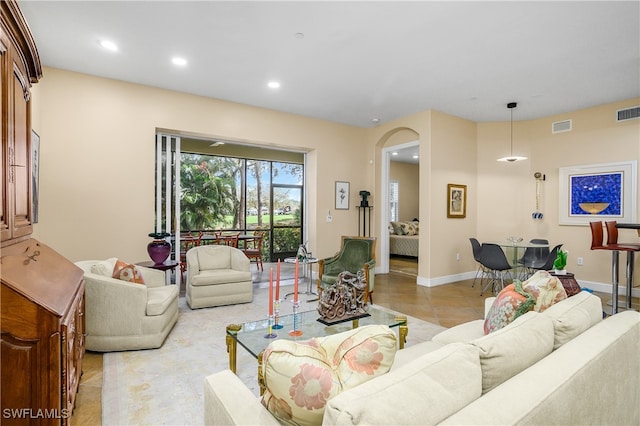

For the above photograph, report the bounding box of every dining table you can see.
[489,239,550,277]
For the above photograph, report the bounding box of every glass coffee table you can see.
[225,306,408,394]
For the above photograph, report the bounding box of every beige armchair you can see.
[186,245,253,309]
[75,258,179,352]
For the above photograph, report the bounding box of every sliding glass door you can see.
[154,133,305,271]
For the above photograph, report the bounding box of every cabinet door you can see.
[9,47,32,240]
[0,30,32,244]
[1,33,9,241]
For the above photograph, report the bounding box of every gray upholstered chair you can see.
[75,258,179,352]
[186,244,253,309]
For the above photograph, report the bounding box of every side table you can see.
[136,260,179,285]
[283,257,319,302]
[550,272,581,297]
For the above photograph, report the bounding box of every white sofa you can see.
[76,259,179,352]
[204,291,640,425]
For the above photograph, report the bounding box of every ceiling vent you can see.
[552,119,572,134]
[616,106,640,122]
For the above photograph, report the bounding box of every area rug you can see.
[102,285,446,425]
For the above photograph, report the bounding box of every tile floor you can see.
[70,256,633,425]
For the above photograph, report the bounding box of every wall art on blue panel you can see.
[570,172,622,216]
[559,161,637,226]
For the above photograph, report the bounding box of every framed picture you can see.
[559,160,637,225]
[447,183,466,218]
[335,181,350,210]
[31,130,40,224]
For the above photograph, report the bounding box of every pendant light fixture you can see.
[497,102,527,162]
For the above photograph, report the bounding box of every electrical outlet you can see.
[456,253,460,261]
[577,257,584,266]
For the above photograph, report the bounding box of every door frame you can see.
[379,140,419,274]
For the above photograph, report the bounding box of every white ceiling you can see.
[20,1,640,128]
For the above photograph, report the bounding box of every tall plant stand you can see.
[357,206,373,237]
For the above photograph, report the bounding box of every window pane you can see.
[389,180,399,222]
[246,160,271,230]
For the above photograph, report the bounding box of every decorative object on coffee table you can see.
[147,232,171,264]
[317,270,370,325]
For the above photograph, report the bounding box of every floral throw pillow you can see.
[522,270,568,312]
[484,281,536,334]
[400,221,418,236]
[260,325,396,425]
[112,259,145,284]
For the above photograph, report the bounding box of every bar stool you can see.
[606,221,640,312]
[589,221,639,314]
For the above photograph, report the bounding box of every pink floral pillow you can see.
[260,325,397,425]
[484,271,569,334]
[484,282,535,334]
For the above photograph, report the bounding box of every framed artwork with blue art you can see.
[559,161,637,225]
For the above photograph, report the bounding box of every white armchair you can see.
[75,258,179,352]
[186,245,253,309]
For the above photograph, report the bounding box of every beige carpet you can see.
[102,284,446,425]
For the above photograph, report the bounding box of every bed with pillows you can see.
[389,220,419,257]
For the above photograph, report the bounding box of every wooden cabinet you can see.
[0,0,42,247]
[1,239,86,425]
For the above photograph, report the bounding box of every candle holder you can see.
[273,299,283,329]
[264,315,277,339]
[288,300,303,337]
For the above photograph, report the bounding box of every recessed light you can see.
[371,118,380,124]
[172,57,187,66]
[412,155,419,159]
[267,81,281,89]
[392,152,398,156]
[99,40,118,52]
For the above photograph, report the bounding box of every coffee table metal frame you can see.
[226,306,408,394]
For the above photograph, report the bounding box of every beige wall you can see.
[389,161,419,221]
[476,98,640,290]
[31,67,370,262]
[31,66,640,295]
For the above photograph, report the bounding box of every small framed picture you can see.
[335,181,350,210]
[447,183,466,218]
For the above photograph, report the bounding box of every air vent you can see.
[552,119,572,134]
[616,106,640,122]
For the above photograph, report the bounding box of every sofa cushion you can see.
[196,246,231,270]
[472,311,554,394]
[146,285,178,316]
[541,290,603,349]
[324,343,482,425]
[432,319,485,345]
[190,269,252,286]
[112,259,145,284]
[90,257,117,277]
[260,325,396,426]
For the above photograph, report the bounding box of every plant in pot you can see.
[553,249,568,275]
